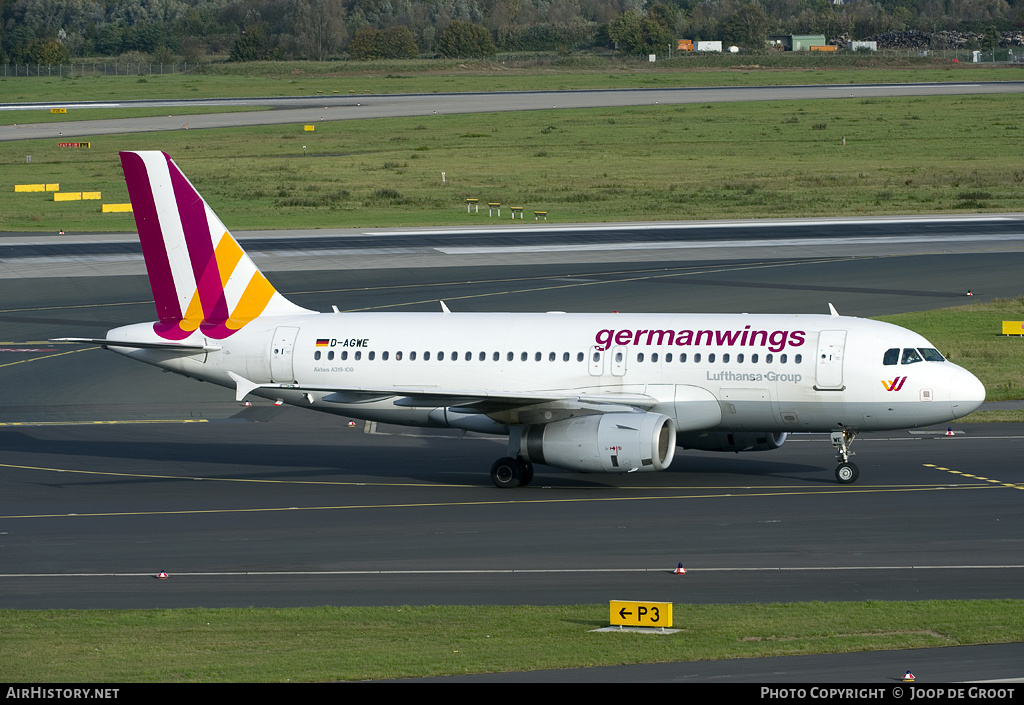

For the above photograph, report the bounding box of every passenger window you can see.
[902,348,923,364]
[651,353,659,363]
[577,352,584,362]
[751,353,758,363]
[637,352,645,362]
[314,350,321,360]
[341,351,348,361]
[694,353,701,363]
[883,348,899,366]
[396,351,403,361]
[708,353,715,363]
[328,351,334,360]
[722,353,729,363]
[368,351,375,361]
[355,351,361,360]
[795,354,801,364]
[666,353,673,363]
[680,353,687,362]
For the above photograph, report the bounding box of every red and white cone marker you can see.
[157,571,168,580]
[967,290,973,296]
[946,427,955,436]
[674,563,686,575]
[348,420,356,427]
[903,671,915,682]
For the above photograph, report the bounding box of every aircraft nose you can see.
[950,368,986,418]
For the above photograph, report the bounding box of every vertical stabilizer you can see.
[120,151,310,341]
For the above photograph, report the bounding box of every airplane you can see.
[57,151,986,488]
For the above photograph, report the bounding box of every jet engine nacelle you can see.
[519,412,676,473]
[679,431,787,453]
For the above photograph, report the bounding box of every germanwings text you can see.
[595,326,806,353]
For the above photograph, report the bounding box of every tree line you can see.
[1,0,1022,65]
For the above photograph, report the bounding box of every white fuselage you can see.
[105,311,986,437]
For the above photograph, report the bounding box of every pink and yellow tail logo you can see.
[120,151,309,341]
[881,377,907,392]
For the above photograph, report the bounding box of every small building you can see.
[769,35,827,51]
[792,35,827,51]
[695,40,722,52]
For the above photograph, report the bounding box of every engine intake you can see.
[519,412,676,473]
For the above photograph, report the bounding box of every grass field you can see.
[3,92,1024,231]
[2,601,1022,681]
[2,56,1022,102]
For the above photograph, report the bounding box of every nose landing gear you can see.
[831,428,859,484]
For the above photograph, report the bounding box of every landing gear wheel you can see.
[490,457,522,489]
[835,462,860,485]
[518,459,534,487]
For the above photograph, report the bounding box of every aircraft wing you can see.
[226,372,656,412]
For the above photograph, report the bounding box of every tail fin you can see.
[120,151,310,341]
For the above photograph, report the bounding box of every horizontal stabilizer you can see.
[52,337,220,352]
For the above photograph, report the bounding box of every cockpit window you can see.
[901,348,923,364]
[918,348,945,362]
[883,348,899,366]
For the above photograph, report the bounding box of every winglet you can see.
[828,303,839,317]
[440,301,451,314]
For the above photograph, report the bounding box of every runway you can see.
[3,81,1024,141]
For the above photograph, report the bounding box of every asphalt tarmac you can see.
[4,82,1024,141]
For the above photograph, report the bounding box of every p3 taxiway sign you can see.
[609,600,673,628]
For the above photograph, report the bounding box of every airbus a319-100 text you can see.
[57,152,986,488]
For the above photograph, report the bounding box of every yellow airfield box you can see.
[609,600,673,628]
[1002,321,1024,335]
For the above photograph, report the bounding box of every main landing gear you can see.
[490,456,534,489]
[830,428,859,484]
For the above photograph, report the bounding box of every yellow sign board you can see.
[304,125,315,131]
[609,600,673,628]
[51,108,66,114]
[1003,321,1024,335]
